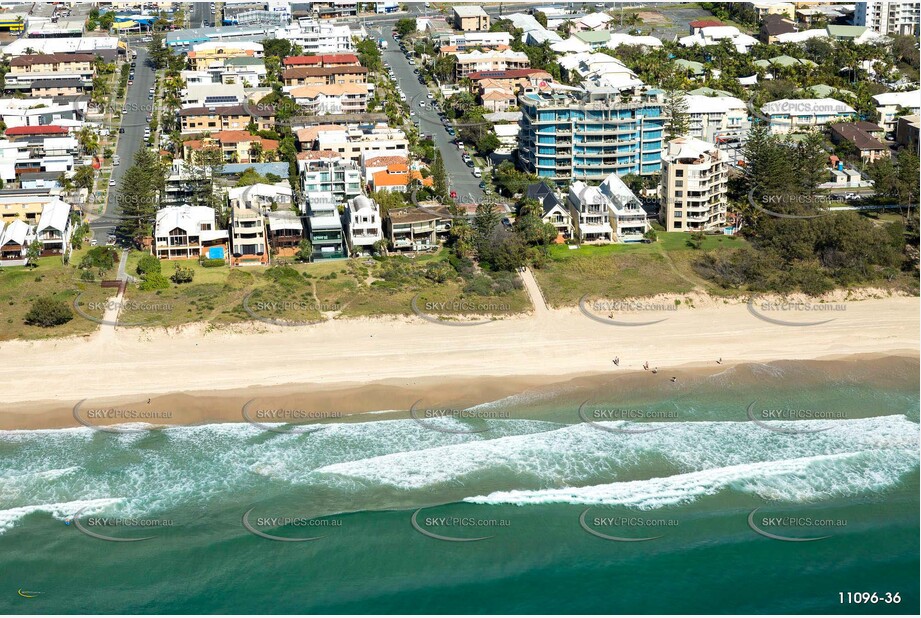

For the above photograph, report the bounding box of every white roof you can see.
[551,37,591,54]
[493,124,519,137]
[2,37,120,56]
[662,136,723,162]
[156,205,217,234]
[347,195,378,214]
[453,5,488,17]
[266,211,303,231]
[607,33,663,48]
[36,199,71,234]
[599,173,641,209]
[576,12,613,30]
[191,41,264,53]
[228,183,292,201]
[0,219,31,247]
[775,29,827,43]
[685,94,747,114]
[873,90,921,108]
[761,97,855,115]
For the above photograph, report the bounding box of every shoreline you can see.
[1,296,918,430]
[3,352,918,431]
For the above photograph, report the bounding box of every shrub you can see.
[80,246,117,270]
[139,272,170,291]
[80,269,95,282]
[170,264,194,284]
[24,296,73,327]
[136,254,161,276]
[201,258,225,268]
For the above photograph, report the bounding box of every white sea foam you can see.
[0,497,122,534]
[464,449,918,508]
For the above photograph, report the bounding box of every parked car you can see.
[450,190,457,199]
[473,167,482,178]
[119,128,125,134]
[109,178,117,186]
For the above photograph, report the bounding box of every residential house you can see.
[599,173,650,241]
[230,206,268,265]
[679,25,759,53]
[343,194,382,255]
[304,191,345,260]
[525,182,573,242]
[567,181,613,243]
[659,137,728,233]
[302,124,409,163]
[572,12,614,31]
[829,121,890,163]
[370,162,434,193]
[760,14,798,43]
[0,219,33,264]
[154,205,229,260]
[35,199,72,257]
[266,210,304,256]
[385,206,453,251]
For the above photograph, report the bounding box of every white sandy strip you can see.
[0,297,917,405]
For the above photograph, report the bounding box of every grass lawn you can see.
[0,249,116,341]
[535,233,749,307]
[119,250,532,327]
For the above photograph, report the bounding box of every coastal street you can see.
[375,27,484,203]
[91,44,156,245]
[190,1,212,28]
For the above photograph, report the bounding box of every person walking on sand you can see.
[716,358,722,365]
[651,367,658,374]
[613,357,620,366]
[643,361,649,371]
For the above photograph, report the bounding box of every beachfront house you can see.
[343,194,382,256]
[154,205,228,260]
[305,191,345,260]
[35,198,72,257]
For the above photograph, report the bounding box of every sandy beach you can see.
[1,294,918,430]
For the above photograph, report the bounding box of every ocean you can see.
[1,358,918,614]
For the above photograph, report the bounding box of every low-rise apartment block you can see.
[289,84,369,115]
[179,104,276,134]
[453,50,530,80]
[452,6,491,31]
[282,66,368,88]
[385,206,453,251]
[872,90,921,133]
[230,206,269,265]
[760,98,857,134]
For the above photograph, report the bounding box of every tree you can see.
[26,239,42,268]
[395,18,416,38]
[663,88,690,141]
[136,254,161,276]
[430,151,448,199]
[356,39,382,73]
[24,297,73,327]
[73,165,96,191]
[116,149,164,246]
[296,239,313,262]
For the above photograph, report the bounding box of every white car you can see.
[109,178,117,186]
[427,93,434,100]
[409,110,416,116]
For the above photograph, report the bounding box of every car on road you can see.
[450,190,457,199]
[465,160,474,168]
[109,178,117,186]
[844,192,858,200]
[418,101,425,108]
[446,128,456,136]
[119,128,125,134]
[409,110,416,116]
[473,167,482,178]
[479,181,487,189]
[128,79,133,85]
[426,93,434,100]
[90,238,98,246]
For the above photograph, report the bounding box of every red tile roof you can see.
[467,69,552,81]
[689,19,724,28]
[5,125,69,136]
[283,54,360,67]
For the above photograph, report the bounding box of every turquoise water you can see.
[1,360,918,614]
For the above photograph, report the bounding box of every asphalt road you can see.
[374,27,484,204]
[91,44,157,244]
[190,1,212,28]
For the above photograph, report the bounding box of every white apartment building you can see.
[856,1,920,35]
[289,84,369,115]
[180,83,247,109]
[227,183,293,213]
[659,137,728,233]
[314,125,408,162]
[872,89,921,132]
[685,94,751,142]
[678,26,759,53]
[230,206,268,265]
[453,50,530,79]
[275,19,354,54]
[343,195,382,254]
[760,98,857,134]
